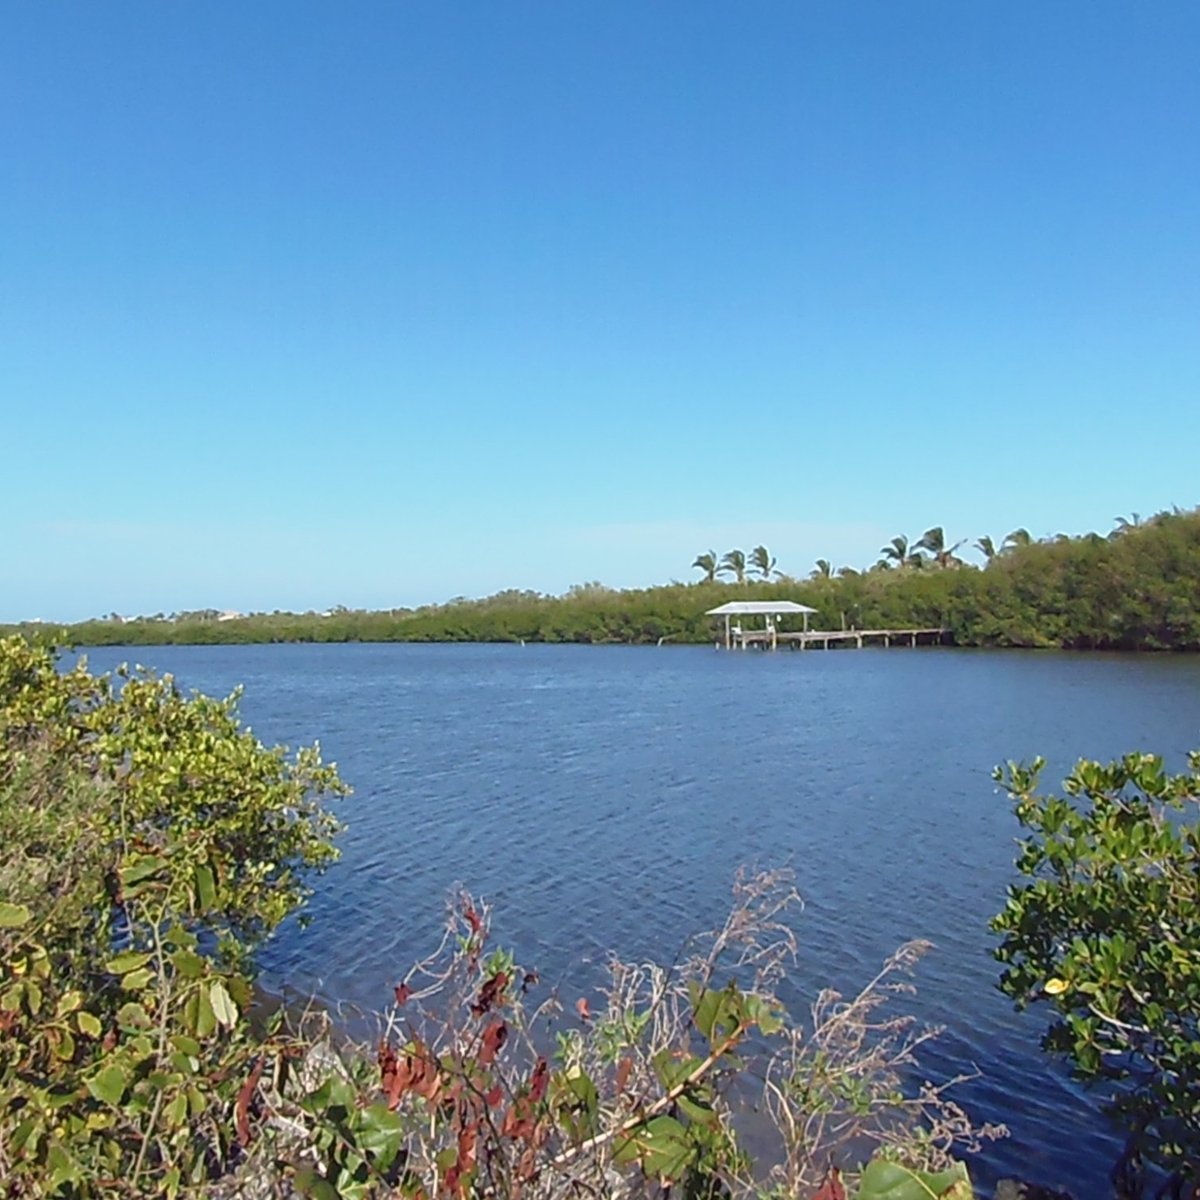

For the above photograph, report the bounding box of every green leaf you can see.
[566,1068,599,1112]
[194,863,216,911]
[56,990,84,1016]
[86,1064,130,1107]
[119,854,166,884]
[75,1011,102,1038]
[106,950,151,976]
[11,1116,41,1154]
[857,1158,973,1200]
[209,980,239,1029]
[677,1089,719,1128]
[117,1001,152,1029]
[356,1104,404,1170]
[47,1142,81,1189]
[0,901,31,928]
[170,1033,201,1056]
[652,1049,703,1089]
[122,968,155,991]
[191,986,216,1038]
[291,1167,341,1200]
[53,1028,76,1061]
[171,949,205,980]
[613,1114,693,1179]
[164,1092,188,1128]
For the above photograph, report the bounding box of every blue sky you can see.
[3,3,1198,620]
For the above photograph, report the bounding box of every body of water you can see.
[77,643,1200,1195]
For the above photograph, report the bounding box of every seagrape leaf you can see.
[86,1064,130,1107]
[614,1114,693,1180]
[122,968,154,991]
[106,950,151,976]
[856,1159,973,1200]
[210,980,239,1029]
[75,1011,103,1038]
[194,863,217,911]
[356,1104,404,1170]
[0,902,31,928]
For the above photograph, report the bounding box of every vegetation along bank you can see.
[11,507,1200,651]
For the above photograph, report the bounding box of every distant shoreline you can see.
[9,507,1200,652]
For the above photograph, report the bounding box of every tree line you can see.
[11,507,1200,651]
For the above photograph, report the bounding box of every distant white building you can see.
[216,610,244,622]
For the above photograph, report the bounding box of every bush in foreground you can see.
[993,753,1200,1197]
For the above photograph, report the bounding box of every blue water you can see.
[77,643,1200,1195]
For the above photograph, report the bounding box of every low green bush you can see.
[994,752,1200,1194]
[0,636,346,1195]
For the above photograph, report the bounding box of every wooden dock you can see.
[731,627,948,651]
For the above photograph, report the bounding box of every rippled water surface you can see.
[79,643,1200,1195]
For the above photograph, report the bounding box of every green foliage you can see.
[750,545,778,581]
[992,751,1200,1183]
[12,507,1200,651]
[719,549,748,584]
[692,550,719,583]
[0,636,346,1196]
[855,1159,973,1199]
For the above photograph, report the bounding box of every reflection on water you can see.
[78,642,1200,1195]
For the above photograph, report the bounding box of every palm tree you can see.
[1113,513,1143,536]
[692,550,718,583]
[718,549,747,584]
[1002,528,1032,552]
[975,535,998,563]
[915,526,965,568]
[878,535,910,569]
[749,545,778,581]
[810,559,833,579]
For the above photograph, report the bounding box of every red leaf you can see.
[528,1058,548,1103]
[575,997,591,1022]
[236,1057,264,1148]
[456,1122,478,1172]
[409,1042,442,1103]
[464,903,482,934]
[501,1059,550,1141]
[484,1084,504,1109]
[379,1041,403,1108]
[517,1144,538,1182]
[480,1020,508,1067]
[394,982,413,1006]
[813,1167,846,1200]
[615,1056,633,1093]
[471,971,510,1018]
[380,1038,442,1108]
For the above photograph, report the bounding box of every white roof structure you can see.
[705,600,818,616]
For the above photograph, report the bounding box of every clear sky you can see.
[3,3,1198,621]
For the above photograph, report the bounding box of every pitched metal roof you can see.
[705,601,818,616]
